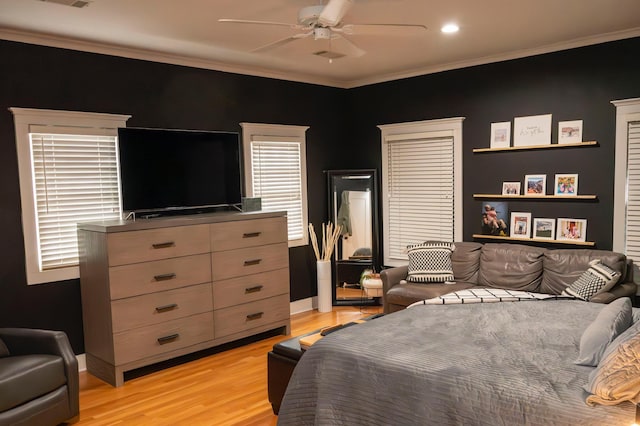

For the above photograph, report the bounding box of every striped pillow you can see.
[562,259,621,301]
[406,241,455,283]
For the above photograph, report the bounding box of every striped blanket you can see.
[407,288,576,307]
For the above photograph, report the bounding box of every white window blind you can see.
[251,138,304,242]
[385,134,454,261]
[11,107,130,284]
[624,121,640,262]
[241,123,309,248]
[30,133,122,271]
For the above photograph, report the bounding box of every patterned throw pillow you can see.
[406,241,455,283]
[562,259,621,301]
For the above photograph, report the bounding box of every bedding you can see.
[406,288,575,306]
[277,300,638,425]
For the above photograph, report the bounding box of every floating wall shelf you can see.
[473,194,597,200]
[472,141,598,153]
[472,234,595,247]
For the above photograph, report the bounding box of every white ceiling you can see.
[1,0,640,88]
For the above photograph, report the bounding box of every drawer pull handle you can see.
[157,333,179,344]
[246,312,263,321]
[243,232,261,238]
[244,259,262,266]
[245,285,264,294]
[154,273,176,281]
[152,241,175,249]
[155,303,178,313]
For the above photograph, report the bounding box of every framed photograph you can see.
[556,218,587,242]
[490,121,511,149]
[513,114,552,147]
[510,212,532,239]
[480,201,509,236]
[558,120,583,144]
[502,181,521,195]
[554,174,578,196]
[525,174,547,196]
[533,218,556,240]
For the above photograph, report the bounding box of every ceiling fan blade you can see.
[318,0,354,27]
[252,32,313,53]
[334,34,366,57]
[341,23,427,36]
[218,18,300,29]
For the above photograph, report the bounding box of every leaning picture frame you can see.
[525,174,546,196]
[513,114,552,147]
[490,121,511,149]
[533,218,556,240]
[510,212,532,239]
[558,120,583,144]
[502,181,521,195]
[556,218,587,242]
[554,173,578,196]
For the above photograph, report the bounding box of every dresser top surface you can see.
[78,210,287,233]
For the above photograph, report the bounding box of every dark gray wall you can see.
[349,37,640,250]
[0,37,639,354]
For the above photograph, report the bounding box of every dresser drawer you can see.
[108,253,211,300]
[210,217,287,252]
[214,294,290,338]
[113,312,214,365]
[213,268,289,309]
[111,283,213,333]
[107,225,210,266]
[211,243,288,281]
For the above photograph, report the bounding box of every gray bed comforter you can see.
[277,300,637,425]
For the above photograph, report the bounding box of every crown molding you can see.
[1,26,639,90]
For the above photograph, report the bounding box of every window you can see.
[241,123,309,247]
[612,98,640,289]
[11,108,131,284]
[379,118,464,267]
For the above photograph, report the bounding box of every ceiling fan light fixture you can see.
[441,23,459,34]
[313,50,345,60]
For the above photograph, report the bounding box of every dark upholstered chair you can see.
[0,328,79,426]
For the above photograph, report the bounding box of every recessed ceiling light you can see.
[441,23,459,34]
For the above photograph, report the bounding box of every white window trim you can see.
[612,98,640,296]
[378,117,464,267]
[240,122,309,248]
[10,107,131,285]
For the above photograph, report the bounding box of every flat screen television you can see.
[117,127,242,214]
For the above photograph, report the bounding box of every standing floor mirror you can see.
[327,169,379,306]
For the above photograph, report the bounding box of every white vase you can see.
[316,260,332,313]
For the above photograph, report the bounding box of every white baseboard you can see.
[77,353,86,372]
[289,297,317,315]
[77,300,317,372]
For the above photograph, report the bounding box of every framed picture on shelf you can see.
[554,174,578,196]
[502,181,521,195]
[533,218,556,240]
[558,120,583,144]
[556,218,587,242]
[513,114,552,147]
[480,201,509,236]
[525,174,546,195]
[490,122,511,149]
[510,212,531,239]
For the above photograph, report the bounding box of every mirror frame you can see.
[326,169,380,306]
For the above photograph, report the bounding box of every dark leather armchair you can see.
[0,328,79,426]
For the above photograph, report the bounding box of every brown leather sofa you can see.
[381,242,638,314]
[0,328,79,426]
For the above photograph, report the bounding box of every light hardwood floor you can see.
[76,305,382,426]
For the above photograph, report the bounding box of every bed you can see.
[277,300,638,425]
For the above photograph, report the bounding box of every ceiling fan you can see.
[219,0,427,58]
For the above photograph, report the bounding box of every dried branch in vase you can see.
[308,222,342,261]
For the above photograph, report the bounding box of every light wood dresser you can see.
[77,211,290,387]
